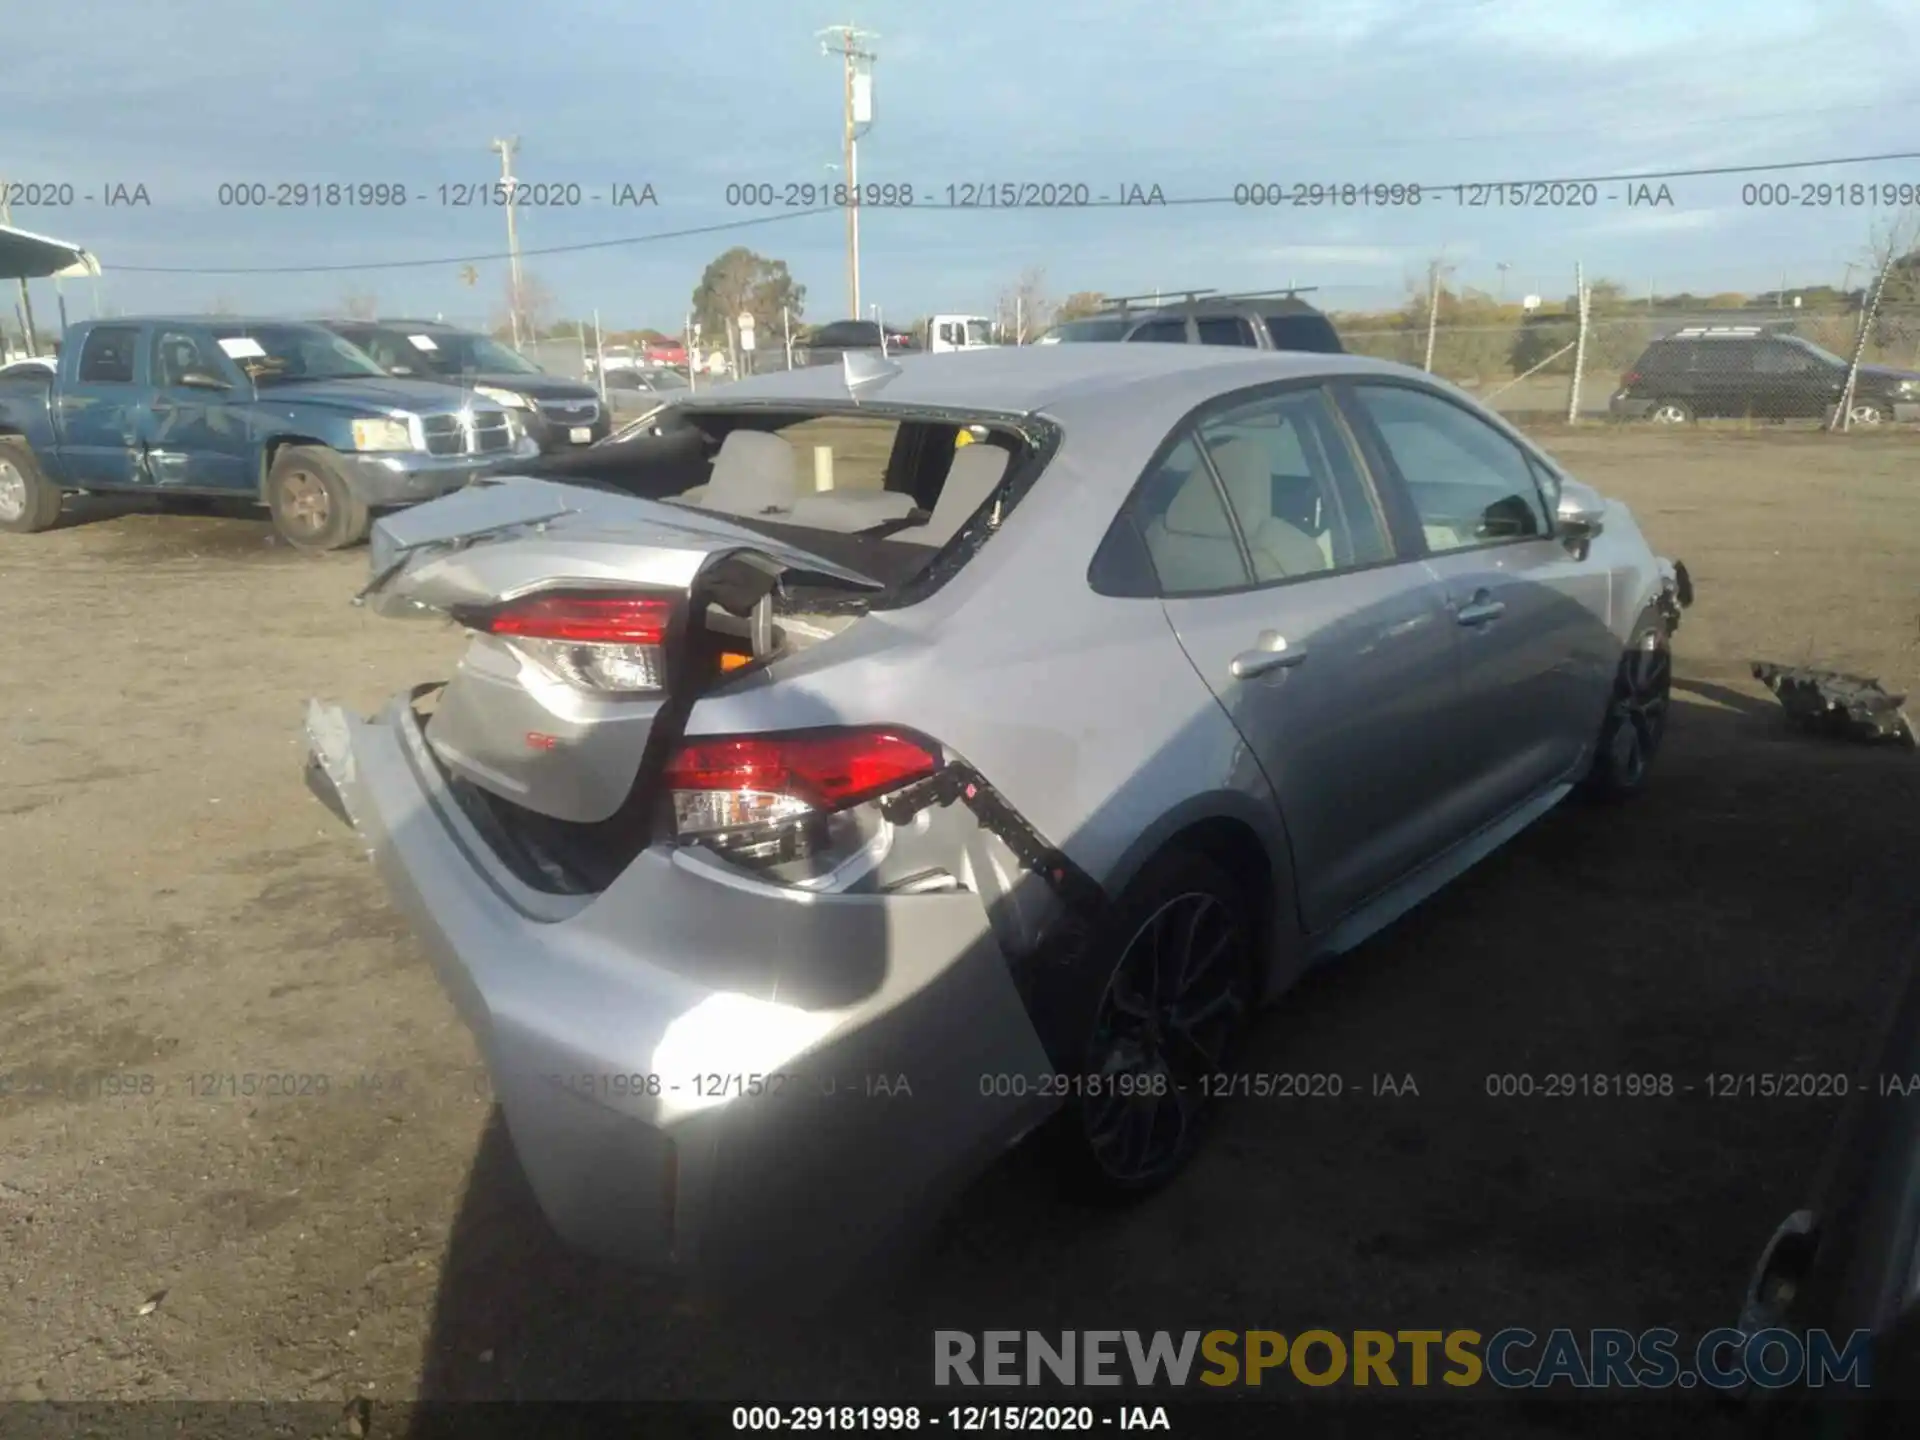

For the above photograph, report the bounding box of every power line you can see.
[104,149,1920,276]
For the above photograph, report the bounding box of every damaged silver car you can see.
[305,345,1692,1283]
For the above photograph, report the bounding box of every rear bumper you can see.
[302,697,1056,1284]
[344,437,541,506]
[1608,394,1657,420]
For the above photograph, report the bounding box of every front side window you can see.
[1349,384,1550,553]
[1195,316,1257,347]
[1127,319,1189,344]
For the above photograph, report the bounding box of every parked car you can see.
[604,366,692,396]
[1733,937,1920,1435]
[796,319,914,368]
[304,345,1690,1286]
[315,319,613,453]
[0,317,535,548]
[1036,289,1345,354]
[1609,325,1920,426]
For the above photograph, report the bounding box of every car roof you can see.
[682,343,1421,422]
[81,315,336,329]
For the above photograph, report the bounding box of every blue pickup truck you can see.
[0,317,539,549]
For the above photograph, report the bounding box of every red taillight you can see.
[1621,371,1641,385]
[484,592,672,645]
[470,590,675,694]
[664,729,939,838]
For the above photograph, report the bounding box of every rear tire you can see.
[265,446,369,551]
[0,437,64,534]
[1579,609,1673,800]
[1032,849,1261,1202]
[1647,400,1693,425]
[1846,400,1886,427]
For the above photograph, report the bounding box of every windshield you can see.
[1038,317,1130,343]
[1783,336,1848,367]
[209,324,389,384]
[407,330,544,376]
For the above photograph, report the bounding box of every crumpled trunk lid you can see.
[358,477,882,827]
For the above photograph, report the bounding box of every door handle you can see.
[1230,633,1306,679]
[1455,595,1506,627]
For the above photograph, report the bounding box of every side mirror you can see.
[1554,478,1608,543]
[177,370,231,391]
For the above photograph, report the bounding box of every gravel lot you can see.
[2,427,1917,1434]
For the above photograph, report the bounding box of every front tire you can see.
[1036,850,1261,1201]
[265,446,369,551]
[0,438,64,533]
[1580,609,1673,800]
[1846,399,1886,427]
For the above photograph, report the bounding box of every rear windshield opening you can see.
[529,405,1046,600]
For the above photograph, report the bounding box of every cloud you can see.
[1252,245,1409,268]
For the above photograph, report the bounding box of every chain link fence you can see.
[1339,298,1920,430]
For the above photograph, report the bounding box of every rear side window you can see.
[1695,340,1757,374]
[1195,316,1258,347]
[1196,388,1392,578]
[1132,436,1252,594]
[77,326,141,384]
[1633,344,1685,374]
[1127,319,1189,344]
[1263,315,1343,353]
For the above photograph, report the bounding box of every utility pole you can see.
[0,181,38,356]
[819,25,877,319]
[1423,258,1451,373]
[1496,261,1511,303]
[491,137,524,348]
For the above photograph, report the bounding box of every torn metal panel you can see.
[1750,662,1916,748]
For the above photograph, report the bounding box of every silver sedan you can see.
[305,345,1691,1287]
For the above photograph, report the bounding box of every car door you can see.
[139,328,253,492]
[1133,382,1474,932]
[55,324,149,488]
[1338,381,1617,831]
[1693,337,1758,418]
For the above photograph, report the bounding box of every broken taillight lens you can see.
[664,729,939,845]
[474,590,675,694]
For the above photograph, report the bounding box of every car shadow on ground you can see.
[404,676,1920,1437]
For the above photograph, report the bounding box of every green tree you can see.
[691,247,805,349]
[1055,291,1107,321]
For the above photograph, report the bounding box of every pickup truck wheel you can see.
[0,439,63,534]
[266,447,369,551]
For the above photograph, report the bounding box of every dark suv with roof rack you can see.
[1035,288,1344,354]
[1609,323,1920,425]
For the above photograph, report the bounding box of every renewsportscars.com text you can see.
[933,1328,1872,1391]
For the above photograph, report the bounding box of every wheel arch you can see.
[259,434,335,499]
[1098,792,1302,995]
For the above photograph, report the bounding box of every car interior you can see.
[528,407,1027,590]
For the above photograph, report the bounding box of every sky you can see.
[6,0,1920,332]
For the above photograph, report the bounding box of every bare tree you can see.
[1832,207,1920,432]
[494,270,557,340]
[339,289,380,320]
[996,267,1053,344]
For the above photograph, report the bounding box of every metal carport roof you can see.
[0,222,99,280]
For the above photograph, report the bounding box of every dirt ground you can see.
[2,427,1918,1434]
